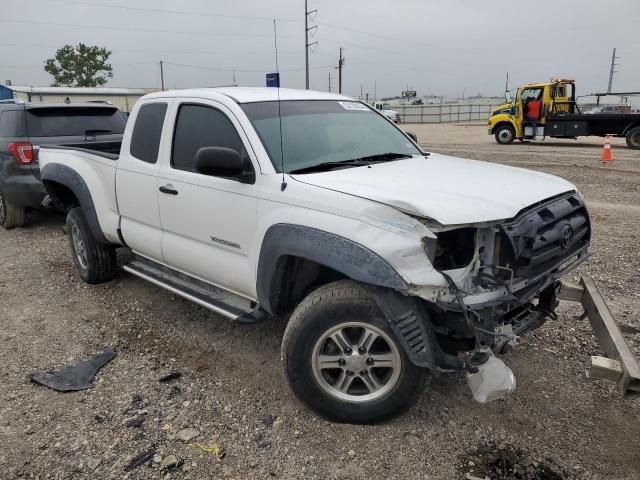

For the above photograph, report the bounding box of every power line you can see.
[315,18,640,60]
[163,61,332,74]
[0,42,300,56]
[38,0,301,22]
[0,19,302,39]
[1,62,157,68]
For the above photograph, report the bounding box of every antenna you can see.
[273,19,287,191]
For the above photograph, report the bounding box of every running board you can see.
[123,257,264,322]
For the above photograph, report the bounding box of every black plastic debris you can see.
[124,445,157,472]
[260,414,275,427]
[159,371,182,383]
[30,349,115,392]
[168,385,182,399]
[130,393,144,410]
[126,416,145,428]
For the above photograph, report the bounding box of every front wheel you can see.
[626,126,640,150]
[495,124,516,144]
[281,280,427,423]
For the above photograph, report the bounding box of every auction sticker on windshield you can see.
[338,101,369,111]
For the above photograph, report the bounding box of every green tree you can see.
[44,43,113,87]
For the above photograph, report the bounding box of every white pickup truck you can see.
[39,87,594,423]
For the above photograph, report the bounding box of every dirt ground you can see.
[1,124,639,480]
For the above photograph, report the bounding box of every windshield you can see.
[26,107,126,137]
[241,100,421,173]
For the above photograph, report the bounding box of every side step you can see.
[123,257,265,323]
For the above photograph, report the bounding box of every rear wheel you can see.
[281,280,427,423]
[0,190,26,229]
[66,207,116,284]
[495,124,516,145]
[626,126,640,150]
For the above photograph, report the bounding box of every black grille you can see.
[497,193,590,278]
[63,141,121,154]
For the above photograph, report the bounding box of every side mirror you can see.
[195,147,255,183]
[406,131,418,143]
[505,91,513,103]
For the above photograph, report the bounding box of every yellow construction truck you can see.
[488,78,640,149]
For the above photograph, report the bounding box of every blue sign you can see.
[266,73,280,88]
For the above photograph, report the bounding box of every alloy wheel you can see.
[311,322,401,403]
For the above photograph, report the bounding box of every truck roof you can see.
[522,79,575,89]
[0,101,119,110]
[143,87,353,104]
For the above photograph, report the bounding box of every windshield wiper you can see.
[353,152,413,162]
[289,153,413,175]
[289,159,372,174]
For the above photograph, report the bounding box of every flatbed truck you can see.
[488,79,640,149]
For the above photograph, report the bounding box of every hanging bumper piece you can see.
[559,277,640,399]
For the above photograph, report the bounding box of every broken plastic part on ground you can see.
[30,348,115,391]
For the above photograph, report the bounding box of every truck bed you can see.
[39,145,122,244]
[40,143,120,161]
[547,113,640,137]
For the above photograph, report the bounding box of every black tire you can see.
[0,190,26,229]
[281,280,427,424]
[626,126,640,150]
[66,207,116,284]
[495,124,516,145]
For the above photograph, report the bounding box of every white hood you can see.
[292,153,575,225]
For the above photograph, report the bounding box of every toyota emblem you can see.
[560,225,574,249]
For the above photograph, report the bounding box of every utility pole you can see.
[607,47,619,93]
[505,72,509,93]
[233,69,236,86]
[304,0,317,90]
[336,47,344,94]
[160,60,164,91]
[360,84,363,100]
[328,71,332,92]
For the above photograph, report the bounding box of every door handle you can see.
[159,185,179,195]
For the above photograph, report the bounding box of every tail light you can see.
[8,142,34,164]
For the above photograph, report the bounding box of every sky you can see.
[1,0,639,99]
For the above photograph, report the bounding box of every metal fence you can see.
[395,103,503,124]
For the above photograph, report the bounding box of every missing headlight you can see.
[432,228,477,270]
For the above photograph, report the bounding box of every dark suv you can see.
[0,101,126,228]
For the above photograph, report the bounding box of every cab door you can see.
[115,100,170,262]
[157,99,259,299]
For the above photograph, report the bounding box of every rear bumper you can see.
[559,277,640,399]
[1,174,46,207]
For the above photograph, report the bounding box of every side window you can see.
[130,103,167,164]
[172,104,247,174]
[0,110,27,137]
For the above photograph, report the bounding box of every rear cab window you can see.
[129,102,168,164]
[25,106,126,137]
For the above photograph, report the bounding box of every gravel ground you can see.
[1,124,639,479]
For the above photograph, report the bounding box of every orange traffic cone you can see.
[601,134,614,163]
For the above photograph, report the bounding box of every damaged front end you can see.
[411,192,591,398]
